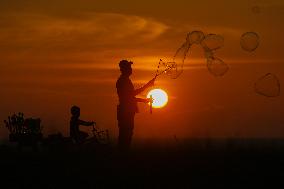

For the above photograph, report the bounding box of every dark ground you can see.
[1,138,284,188]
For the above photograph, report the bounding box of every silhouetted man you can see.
[116,60,155,151]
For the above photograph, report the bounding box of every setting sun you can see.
[147,89,168,108]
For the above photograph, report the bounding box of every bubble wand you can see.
[154,59,176,78]
[149,95,153,114]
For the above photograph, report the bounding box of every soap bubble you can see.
[155,31,226,79]
[240,32,260,52]
[201,34,224,51]
[207,57,229,77]
[171,41,191,79]
[255,73,280,97]
[203,48,214,59]
[187,31,205,45]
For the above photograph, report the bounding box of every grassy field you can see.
[1,138,284,188]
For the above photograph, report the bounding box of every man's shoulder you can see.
[116,76,131,87]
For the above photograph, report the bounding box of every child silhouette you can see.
[70,105,95,144]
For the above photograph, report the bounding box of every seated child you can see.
[70,105,95,144]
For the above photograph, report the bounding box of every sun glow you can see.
[147,89,168,108]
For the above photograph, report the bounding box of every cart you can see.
[4,113,43,151]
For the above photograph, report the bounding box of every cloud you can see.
[0,12,169,52]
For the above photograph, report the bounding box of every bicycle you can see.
[83,122,110,145]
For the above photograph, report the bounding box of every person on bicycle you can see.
[116,60,155,151]
[70,105,95,144]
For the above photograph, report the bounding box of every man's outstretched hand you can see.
[145,98,153,103]
[135,98,153,103]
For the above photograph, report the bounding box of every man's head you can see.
[119,60,133,76]
[71,105,80,117]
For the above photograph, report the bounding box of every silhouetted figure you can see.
[70,106,95,144]
[116,60,155,151]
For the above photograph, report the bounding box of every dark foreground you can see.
[1,138,284,188]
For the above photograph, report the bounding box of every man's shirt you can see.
[116,75,138,114]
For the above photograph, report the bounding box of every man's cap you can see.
[119,60,133,68]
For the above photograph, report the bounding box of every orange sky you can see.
[0,0,284,140]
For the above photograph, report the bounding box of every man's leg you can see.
[118,114,134,151]
[118,127,128,151]
[124,115,134,149]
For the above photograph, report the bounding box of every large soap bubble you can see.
[155,31,227,79]
[201,34,224,51]
[255,73,280,97]
[207,57,229,77]
[240,32,260,52]
[171,41,191,79]
[187,31,205,45]
[204,48,214,59]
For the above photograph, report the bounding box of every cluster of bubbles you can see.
[155,29,280,98]
[199,33,228,77]
[239,31,280,97]
[156,30,228,78]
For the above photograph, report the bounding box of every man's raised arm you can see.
[134,78,155,96]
